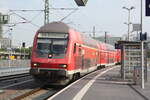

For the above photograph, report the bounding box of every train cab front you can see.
[30,31,72,85]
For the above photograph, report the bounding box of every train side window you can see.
[74,43,76,53]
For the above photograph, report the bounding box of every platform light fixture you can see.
[122,6,135,41]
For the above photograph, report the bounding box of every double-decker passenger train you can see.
[30,22,120,85]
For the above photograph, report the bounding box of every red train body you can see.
[30,22,120,85]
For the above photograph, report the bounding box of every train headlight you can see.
[48,54,52,58]
[33,63,39,67]
[59,64,67,68]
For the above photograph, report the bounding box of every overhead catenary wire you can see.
[8,11,40,28]
[9,7,78,24]
[60,9,78,22]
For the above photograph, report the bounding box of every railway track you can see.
[12,66,113,100]
[0,73,31,81]
[11,87,61,100]
[0,73,33,90]
[0,66,116,100]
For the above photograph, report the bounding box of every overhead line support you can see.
[44,0,49,24]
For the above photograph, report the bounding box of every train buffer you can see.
[48,65,150,100]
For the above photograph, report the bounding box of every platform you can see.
[48,65,150,100]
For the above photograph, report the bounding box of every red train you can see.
[30,22,120,85]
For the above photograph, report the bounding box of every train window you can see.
[74,43,76,53]
[52,39,67,54]
[36,38,68,58]
[36,43,50,58]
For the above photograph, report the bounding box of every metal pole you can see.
[141,41,144,89]
[8,49,10,67]
[105,32,107,43]
[128,10,130,41]
[123,6,135,41]
[93,26,95,38]
[121,45,125,80]
[8,28,12,67]
[137,31,139,40]
[20,44,22,59]
[24,47,25,59]
[44,0,49,24]
[141,0,144,89]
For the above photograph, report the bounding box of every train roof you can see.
[105,44,116,51]
[98,42,116,51]
[37,22,115,50]
[80,33,99,48]
[38,22,70,33]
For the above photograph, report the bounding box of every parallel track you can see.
[0,73,30,81]
[10,67,113,100]
[1,66,117,100]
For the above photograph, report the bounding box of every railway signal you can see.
[22,42,26,48]
[22,42,26,59]
[140,32,147,41]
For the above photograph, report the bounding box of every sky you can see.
[0,0,150,47]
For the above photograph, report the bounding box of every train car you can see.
[105,44,117,66]
[98,43,108,67]
[30,22,100,85]
[116,49,121,64]
[98,43,118,67]
[30,21,120,85]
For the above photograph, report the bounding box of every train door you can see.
[96,51,99,66]
[74,43,84,69]
[107,51,109,65]
[78,45,84,69]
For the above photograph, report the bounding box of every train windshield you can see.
[36,32,68,58]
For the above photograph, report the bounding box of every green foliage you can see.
[0,48,5,52]
[14,47,32,54]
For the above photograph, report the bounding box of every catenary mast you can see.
[44,0,49,24]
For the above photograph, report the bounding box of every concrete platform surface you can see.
[48,65,150,100]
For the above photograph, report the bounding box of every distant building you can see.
[0,38,11,49]
[95,37,121,46]
[0,12,9,38]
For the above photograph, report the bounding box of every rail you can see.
[0,73,30,81]
[11,87,59,100]
[12,88,42,100]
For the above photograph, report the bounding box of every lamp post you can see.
[123,6,135,41]
[124,22,132,40]
[8,27,13,67]
[140,0,144,89]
